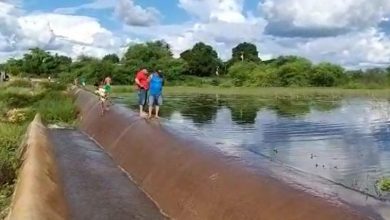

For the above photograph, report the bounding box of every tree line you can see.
[1,41,390,88]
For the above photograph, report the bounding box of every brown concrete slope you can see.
[49,129,165,220]
[7,115,69,220]
[72,88,381,220]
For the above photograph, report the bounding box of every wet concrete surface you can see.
[49,129,166,220]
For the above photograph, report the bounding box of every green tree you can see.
[22,48,52,75]
[4,58,23,76]
[102,54,120,63]
[230,42,260,64]
[274,56,312,87]
[180,42,221,77]
[310,62,345,87]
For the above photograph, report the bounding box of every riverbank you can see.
[0,80,78,218]
[111,85,390,98]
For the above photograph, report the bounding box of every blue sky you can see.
[1,0,390,68]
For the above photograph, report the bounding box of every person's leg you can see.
[148,95,154,118]
[138,90,144,116]
[155,95,162,118]
[100,100,105,116]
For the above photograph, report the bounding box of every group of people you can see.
[93,69,164,118]
[135,69,164,118]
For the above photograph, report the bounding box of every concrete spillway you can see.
[72,87,384,220]
[50,129,165,220]
[6,89,388,219]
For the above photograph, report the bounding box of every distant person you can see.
[135,69,149,117]
[148,70,164,118]
[81,77,86,87]
[94,82,109,116]
[103,75,113,106]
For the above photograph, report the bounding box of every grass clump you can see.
[6,79,32,88]
[0,92,38,109]
[34,91,77,124]
[378,178,390,192]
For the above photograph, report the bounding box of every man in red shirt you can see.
[135,69,149,116]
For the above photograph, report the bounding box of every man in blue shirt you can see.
[148,70,164,118]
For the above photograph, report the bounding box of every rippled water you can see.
[117,94,390,199]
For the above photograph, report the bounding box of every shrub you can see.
[378,178,390,192]
[0,122,25,185]
[7,79,31,88]
[5,109,29,124]
[35,92,77,124]
[0,93,38,109]
[228,62,257,86]
[40,82,67,91]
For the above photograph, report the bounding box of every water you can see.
[116,94,390,199]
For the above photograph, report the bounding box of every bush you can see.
[35,92,77,124]
[378,178,390,192]
[0,93,38,109]
[228,62,257,86]
[0,122,26,185]
[40,82,67,91]
[7,79,31,88]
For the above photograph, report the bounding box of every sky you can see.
[1,0,390,69]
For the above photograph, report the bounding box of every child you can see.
[94,83,109,116]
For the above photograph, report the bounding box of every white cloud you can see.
[0,2,129,61]
[115,0,160,26]
[260,0,390,37]
[179,0,246,23]
[54,0,115,14]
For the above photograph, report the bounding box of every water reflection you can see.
[117,94,390,199]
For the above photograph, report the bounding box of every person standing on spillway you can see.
[103,75,113,106]
[135,69,149,117]
[148,70,164,119]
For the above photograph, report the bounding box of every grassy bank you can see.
[0,80,77,218]
[111,85,390,99]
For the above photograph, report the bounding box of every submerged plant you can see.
[378,178,390,192]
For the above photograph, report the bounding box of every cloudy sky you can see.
[1,0,390,69]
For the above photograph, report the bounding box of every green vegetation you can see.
[2,41,390,89]
[378,178,390,192]
[111,85,390,99]
[0,80,77,217]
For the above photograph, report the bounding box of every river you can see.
[116,93,390,200]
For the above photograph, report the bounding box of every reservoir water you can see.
[117,94,390,200]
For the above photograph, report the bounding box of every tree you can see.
[231,42,260,63]
[22,48,52,75]
[4,58,23,76]
[274,56,312,86]
[310,62,345,87]
[122,40,175,77]
[102,54,120,63]
[180,42,221,77]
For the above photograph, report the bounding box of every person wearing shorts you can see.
[135,69,149,116]
[94,82,109,116]
[148,70,164,118]
[103,76,112,106]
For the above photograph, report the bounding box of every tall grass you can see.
[0,81,77,215]
[6,79,32,88]
[34,91,77,124]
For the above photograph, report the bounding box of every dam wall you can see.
[73,88,368,220]
[7,115,69,220]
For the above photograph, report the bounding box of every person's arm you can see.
[135,78,141,86]
[135,73,142,88]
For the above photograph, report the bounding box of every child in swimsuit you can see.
[94,83,109,115]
